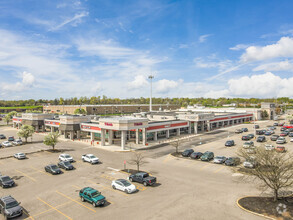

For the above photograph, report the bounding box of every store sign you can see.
[104,122,113,126]
[134,123,143,126]
[164,125,170,128]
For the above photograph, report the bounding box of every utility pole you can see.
[148,75,154,112]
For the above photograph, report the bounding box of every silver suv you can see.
[0,196,23,219]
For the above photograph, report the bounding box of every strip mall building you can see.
[13,111,253,149]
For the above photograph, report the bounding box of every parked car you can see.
[0,196,23,219]
[265,144,275,151]
[213,156,226,164]
[7,137,14,142]
[112,179,136,194]
[241,128,248,132]
[247,134,254,139]
[270,135,279,141]
[190,152,203,159]
[280,131,289,136]
[129,172,156,186]
[79,187,106,207]
[280,127,286,131]
[14,152,26,160]
[268,126,276,130]
[200,151,214,161]
[181,149,194,157]
[291,137,293,142]
[273,122,279,126]
[276,137,286,144]
[0,134,6,139]
[289,132,293,137]
[58,161,74,170]
[243,158,257,168]
[44,164,62,175]
[12,139,22,146]
[82,154,99,164]
[254,125,260,129]
[1,141,12,147]
[225,157,241,166]
[276,146,286,153]
[59,154,74,162]
[235,129,243,134]
[225,140,235,147]
[243,141,254,149]
[256,130,265,135]
[264,131,272,136]
[241,136,250,141]
[256,136,266,142]
[246,147,256,154]
[0,176,15,188]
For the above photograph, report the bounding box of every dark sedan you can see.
[257,136,266,142]
[0,134,6,139]
[0,176,15,188]
[225,140,235,147]
[58,161,74,170]
[45,164,62,175]
[241,128,248,132]
[280,131,289,136]
[181,149,194,157]
[241,136,250,141]
[264,131,272,136]
[190,152,203,159]
[247,134,254,139]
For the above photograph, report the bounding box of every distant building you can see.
[43,104,179,115]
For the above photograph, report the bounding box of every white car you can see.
[276,137,286,144]
[243,141,254,149]
[59,154,74,162]
[12,139,22,146]
[111,179,136,194]
[290,138,293,142]
[14,152,26,160]
[2,141,12,147]
[81,154,99,164]
[243,159,257,168]
[265,144,275,151]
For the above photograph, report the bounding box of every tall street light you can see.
[148,75,154,112]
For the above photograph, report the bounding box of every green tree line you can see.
[0,97,292,108]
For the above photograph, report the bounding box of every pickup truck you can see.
[129,172,156,186]
[81,154,99,164]
[79,187,106,207]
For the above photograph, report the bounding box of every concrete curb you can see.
[236,196,276,220]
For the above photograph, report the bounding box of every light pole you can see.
[148,75,154,112]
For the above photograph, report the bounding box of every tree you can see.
[237,145,293,201]
[128,152,147,171]
[261,110,269,119]
[3,115,11,125]
[170,139,181,155]
[43,132,60,151]
[17,125,34,143]
[74,108,87,115]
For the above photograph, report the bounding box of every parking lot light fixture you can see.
[148,75,154,112]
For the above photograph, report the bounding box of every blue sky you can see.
[1,0,293,100]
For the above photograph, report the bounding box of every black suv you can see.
[44,164,62,175]
[0,176,15,188]
[225,140,235,147]
[0,196,22,219]
[181,149,194,157]
[257,136,266,142]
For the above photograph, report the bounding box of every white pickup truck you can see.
[81,154,99,164]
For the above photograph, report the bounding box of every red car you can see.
[276,146,286,153]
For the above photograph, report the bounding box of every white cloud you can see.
[127,75,149,90]
[253,60,293,72]
[241,37,293,62]
[155,79,181,94]
[229,44,249,51]
[206,72,293,98]
[194,57,232,70]
[1,71,35,92]
[50,11,89,31]
[198,34,212,43]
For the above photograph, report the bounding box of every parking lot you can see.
[0,121,284,220]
